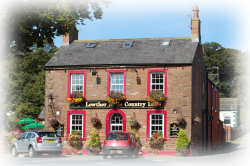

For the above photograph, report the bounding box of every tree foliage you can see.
[7,48,55,127]
[7,0,108,51]
[203,42,242,97]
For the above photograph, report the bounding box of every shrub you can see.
[85,128,101,150]
[68,130,83,150]
[176,129,190,151]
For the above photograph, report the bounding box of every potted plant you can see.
[107,91,126,108]
[176,129,191,156]
[149,131,164,150]
[131,128,142,154]
[85,128,101,154]
[147,90,166,109]
[67,92,86,108]
[68,130,83,151]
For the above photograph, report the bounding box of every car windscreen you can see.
[107,133,128,140]
[37,132,56,137]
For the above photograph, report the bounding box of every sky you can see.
[54,0,248,52]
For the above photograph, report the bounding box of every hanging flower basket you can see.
[129,119,141,130]
[67,92,86,108]
[107,91,126,108]
[147,90,166,109]
[90,117,102,129]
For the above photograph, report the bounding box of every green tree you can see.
[6,48,55,128]
[203,42,242,97]
[7,0,108,51]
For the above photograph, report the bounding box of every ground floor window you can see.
[150,114,164,137]
[170,123,180,137]
[106,109,126,137]
[110,113,123,131]
[70,114,83,135]
[67,110,86,140]
[147,110,167,139]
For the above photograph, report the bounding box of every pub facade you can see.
[44,6,220,152]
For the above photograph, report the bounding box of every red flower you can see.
[153,133,158,138]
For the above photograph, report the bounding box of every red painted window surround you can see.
[66,110,86,141]
[107,69,126,96]
[67,70,87,98]
[105,109,126,138]
[147,69,168,96]
[146,110,167,140]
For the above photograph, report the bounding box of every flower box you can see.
[147,90,166,109]
[107,91,126,109]
[67,92,86,109]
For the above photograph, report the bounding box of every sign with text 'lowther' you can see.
[69,100,160,109]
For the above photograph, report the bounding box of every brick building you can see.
[44,6,221,153]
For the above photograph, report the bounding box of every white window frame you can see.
[150,72,165,92]
[149,113,164,138]
[110,73,124,93]
[70,73,84,95]
[110,113,123,132]
[70,114,83,136]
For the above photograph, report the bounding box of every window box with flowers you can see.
[149,131,164,150]
[147,90,167,109]
[67,92,86,109]
[107,91,126,109]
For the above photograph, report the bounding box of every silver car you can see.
[11,131,63,157]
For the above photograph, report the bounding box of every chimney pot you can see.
[62,27,78,46]
[191,5,201,43]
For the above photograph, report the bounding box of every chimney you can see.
[62,27,78,46]
[191,5,201,42]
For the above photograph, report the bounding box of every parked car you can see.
[11,131,63,157]
[102,132,137,158]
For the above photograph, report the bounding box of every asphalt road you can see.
[1,134,249,166]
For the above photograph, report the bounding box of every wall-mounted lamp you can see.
[92,69,97,76]
[96,76,101,84]
[56,111,60,116]
[172,109,177,114]
[132,68,138,73]
[48,94,55,106]
[136,76,141,85]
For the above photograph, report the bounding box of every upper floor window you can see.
[67,70,86,97]
[107,70,126,95]
[110,73,124,93]
[150,72,165,92]
[147,69,167,96]
[71,74,84,95]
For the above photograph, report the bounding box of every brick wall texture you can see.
[45,58,208,151]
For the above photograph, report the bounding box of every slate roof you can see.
[45,38,199,68]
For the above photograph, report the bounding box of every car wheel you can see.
[28,147,36,158]
[11,146,18,157]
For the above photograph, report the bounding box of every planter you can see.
[87,147,100,155]
[152,101,165,109]
[176,148,190,156]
